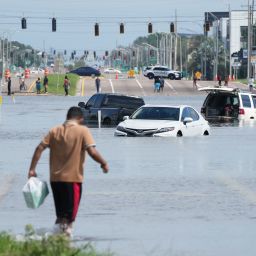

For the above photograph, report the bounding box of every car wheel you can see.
[203,130,209,136]
[177,131,183,137]
[168,74,175,80]
[103,118,111,125]
[148,73,154,79]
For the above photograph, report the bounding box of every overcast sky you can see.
[0,0,246,55]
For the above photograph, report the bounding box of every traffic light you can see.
[205,22,210,32]
[148,23,153,33]
[94,51,96,59]
[150,49,154,57]
[42,52,45,58]
[53,50,56,55]
[120,23,124,34]
[95,23,99,36]
[73,50,76,55]
[25,52,28,58]
[21,17,27,29]
[71,52,74,59]
[170,22,175,33]
[105,51,109,56]
[118,51,121,57]
[31,49,34,54]
[64,50,67,55]
[132,51,135,57]
[10,52,13,58]
[52,18,56,32]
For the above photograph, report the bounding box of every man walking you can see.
[28,106,109,236]
[7,77,11,95]
[43,75,48,93]
[95,76,101,93]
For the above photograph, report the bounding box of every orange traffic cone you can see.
[115,72,118,80]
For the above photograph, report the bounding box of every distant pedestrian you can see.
[7,77,11,96]
[193,75,197,89]
[217,75,222,87]
[159,77,164,92]
[154,77,161,92]
[224,77,228,86]
[249,77,254,92]
[27,106,109,236]
[63,76,70,96]
[43,75,48,93]
[95,77,101,93]
[36,77,41,94]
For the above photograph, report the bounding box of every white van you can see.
[199,87,256,122]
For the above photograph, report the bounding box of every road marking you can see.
[217,175,256,204]
[135,79,143,89]
[27,80,36,93]
[81,78,85,96]
[135,79,146,96]
[108,79,115,93]
[165,80,178,94]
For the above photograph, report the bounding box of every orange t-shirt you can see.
[41,121,95,182]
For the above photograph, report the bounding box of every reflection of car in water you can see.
[114,105,210,137]
[200,87,256,122]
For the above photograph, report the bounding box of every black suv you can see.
[78,93,145,126]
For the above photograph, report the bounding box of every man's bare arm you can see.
[87,146,109,173]
[28,143,47,178]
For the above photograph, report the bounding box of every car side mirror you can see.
[123,116,130,120]
[183,117,193,125]
[78,102,86,108]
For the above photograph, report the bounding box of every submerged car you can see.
[114,105,210,137]
[199,87,256,122]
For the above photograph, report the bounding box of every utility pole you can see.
[247,0,252,80]
[229,4,232,80]
[174,9,178,70]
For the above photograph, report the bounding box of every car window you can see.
[86,94,98,107]
[252,95,256,108]
[131,107,180,121]
[181,107,199,121]
[241,94,251,108]
[188,107,199,121]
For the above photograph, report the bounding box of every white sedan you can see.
[114,105,210,137]
[104,68,121,74]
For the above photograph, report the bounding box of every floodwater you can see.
[0,95,256,256]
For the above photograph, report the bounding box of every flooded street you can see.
[0,95,256,256]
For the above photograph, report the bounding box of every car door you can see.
[181,107,201,136]
[251,95,256,119]
[239,94,255,120]
[82,94,98,124]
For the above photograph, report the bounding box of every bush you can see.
[0,226,113,256]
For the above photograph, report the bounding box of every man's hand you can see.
[28,169,37,179]
[101,163,109,173]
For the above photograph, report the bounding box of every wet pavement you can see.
[0,95,256,256]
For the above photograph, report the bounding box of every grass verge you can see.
[0,226,113,256]
[46,74,80,96]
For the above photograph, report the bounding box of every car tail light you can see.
[239,108,245,115]
[201,107,206,113]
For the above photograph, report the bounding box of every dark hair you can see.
[67,106,83,120]
[65,75,68,79]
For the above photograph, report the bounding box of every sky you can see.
[0,0,246,56]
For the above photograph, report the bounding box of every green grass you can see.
[238,79,247,85]
[0,226,113,256]
[46,74,80,96]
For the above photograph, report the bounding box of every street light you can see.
[208,12,219,80]
[142,42,159,64]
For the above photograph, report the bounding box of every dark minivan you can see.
[78,93,145,126]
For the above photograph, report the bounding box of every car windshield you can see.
[131,107,180,121]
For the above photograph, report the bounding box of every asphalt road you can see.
[1,73,248,97]
[77,74,247,97]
